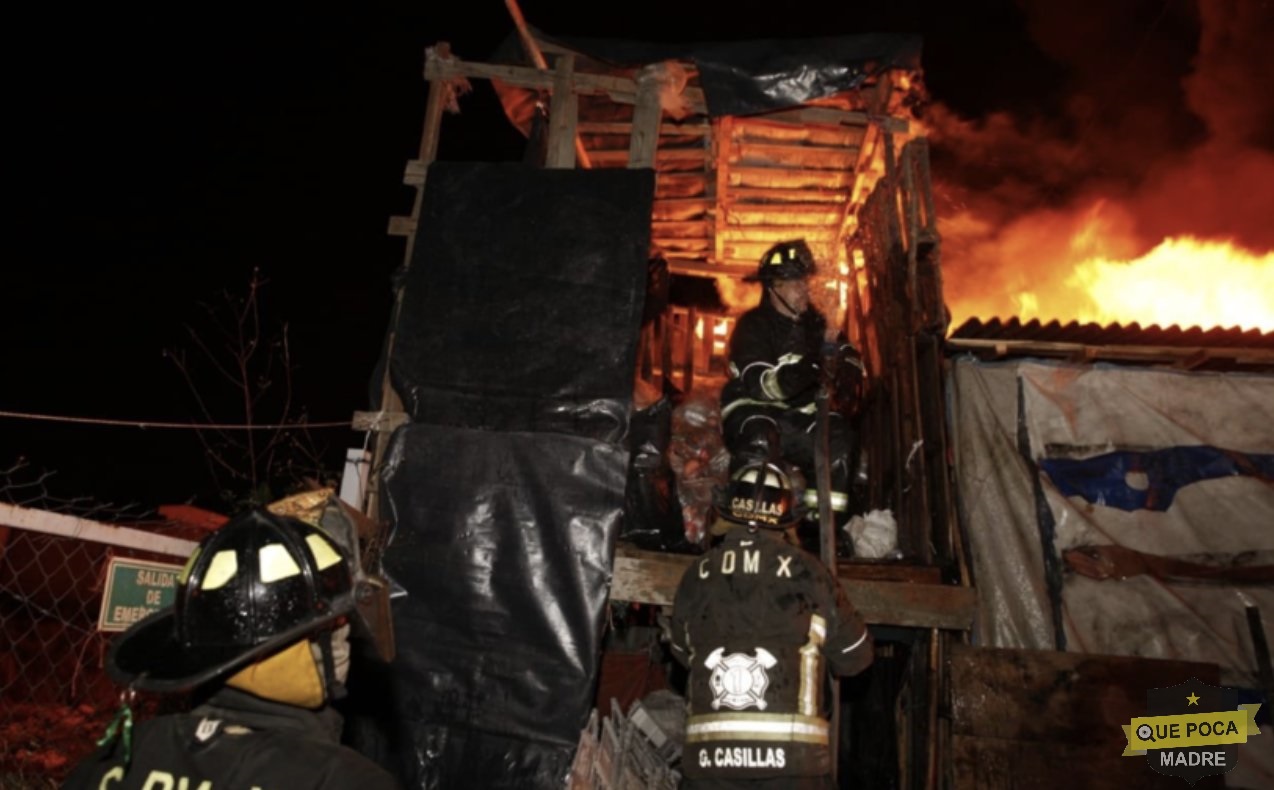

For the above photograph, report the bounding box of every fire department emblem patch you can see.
[705,647,778,710]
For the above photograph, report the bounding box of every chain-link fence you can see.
[1,466,198,788]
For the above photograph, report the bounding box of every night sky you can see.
[4,1,1252,511]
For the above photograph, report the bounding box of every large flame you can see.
[1066,237,1274,330]
[944,204,1274,332]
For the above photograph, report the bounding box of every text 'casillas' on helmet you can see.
[712,461,804,534]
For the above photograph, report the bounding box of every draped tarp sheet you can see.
[949,359,1274,686]
[380,425,627,789]
[491,31,922,129]
[389,161,654,443]
[375,162,652,788]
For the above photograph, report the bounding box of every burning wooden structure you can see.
[363,26,972,790]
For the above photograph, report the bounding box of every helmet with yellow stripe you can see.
[744,239,818,283]
[711,461,804,534]
[108,508,358,694]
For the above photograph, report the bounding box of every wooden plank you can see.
[610,544,976,629]
[666,258,755,279]
[546,55,578,168]
[425,55,708,114]
[426,56,631,97]
[718,227,840,245]
[726,203,846,220]
[733,119,866,148]
[387,216,416,237]
[728,186,848,203]
[731,142,860,170]
[627,65,663,169]
[351,410,410,433]
[655,181,708,200]
[653,238,712,253]
[947,644,1225,789]
[713,116,733,276]
[651,220,711,238]
[944,338,1274,367]
[729,166,856,190]
[837,562,943,584]
[651,198,711,221]
[0,503,197,558]
[682,306,697,393]
[402,158,430,187]
[588,147,706,165]
[753,105,909,134]
[948,643,1220,743]
[578,121,710,137]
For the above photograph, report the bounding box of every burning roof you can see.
[948,317,1274,372]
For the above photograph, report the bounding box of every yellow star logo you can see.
[1186,692,1200,706]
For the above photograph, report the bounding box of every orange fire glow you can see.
[944,203,1274,332]
[1065,237,1274,330]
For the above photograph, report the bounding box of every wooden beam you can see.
[578,120,710,137]
[402,158,430,187]
[726,203,848,219]
[682,306,697,393]
[387,216,416,237]
[734,120,866,148]
[587,147,706,165]
[945,337,1274,367]
[351,410,410,433]
[713,116,733,269]
[716,225,841,242]
[666,258,755,280]
[728,186,848,203]
[610,544,977,630]
[0,503,197,558]
[425,56,708,114]
[753,105,909,134]
[654,238,713,253]
[545,55,578,168]
[651,197,712,221]
[728,166,856,190]
[654,172,709,199]
[651,220,711,238]
[730,142,861,170]
[628,64,664,170]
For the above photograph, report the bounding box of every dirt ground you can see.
[0,702,116,788]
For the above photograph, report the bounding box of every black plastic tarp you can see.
[374,161,653,788]
[493,31,923,119]
[380,424,627,788]
[389,162,655,443]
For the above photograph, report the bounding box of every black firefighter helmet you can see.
[712,461,804,535]
[744,239,818,283]
[108,508,362,693]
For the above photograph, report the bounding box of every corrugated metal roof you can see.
[951,317,1274,348]
[946,318,1274,371]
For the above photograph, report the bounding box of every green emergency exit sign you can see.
[98,556,184,632]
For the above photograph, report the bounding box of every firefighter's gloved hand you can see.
[776,357,820,399]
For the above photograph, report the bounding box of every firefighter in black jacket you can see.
[720,239,863,544]
[63,509,400,790]
[670,462,873,789]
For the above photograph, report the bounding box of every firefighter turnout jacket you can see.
[670,527,873,782]
[721,300,827,424]
[62,688,400,790]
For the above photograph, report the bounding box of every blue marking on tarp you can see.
[1039,446,1274,512]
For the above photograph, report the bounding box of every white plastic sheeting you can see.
[949,358,1274,687]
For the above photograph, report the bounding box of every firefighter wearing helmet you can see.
[64,508,401,790]
[719,239,864,554]
[670,462,873,789]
